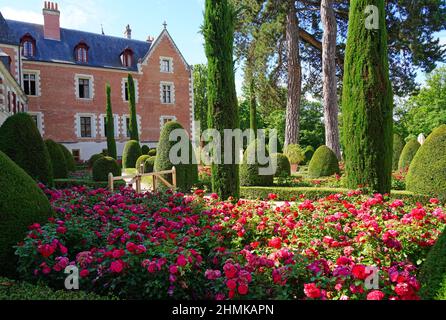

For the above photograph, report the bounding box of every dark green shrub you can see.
[406,125,446,199]
[240,139,274,187]
[54,179,126,189]
[154,121,198,192]
[45,140,68,179]
[308,146,340,178]
[141,145,150,155]
[136,155,155,173]
[393,134,405,171]
[419,228,446,300]
[88,154,105,169]
[58,144,76,172]
[92,156,121,182]
[136,155,150,172]
[271,153,291,177]
[304,146,315,164]
[127,74,139,142]
[105,84,117,160]
[398,139,421,171]
[0,113,53,186]
[0,151,52,277]
[122,140,141,169]
[148,149,157,157]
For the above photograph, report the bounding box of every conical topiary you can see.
[398,139,421,171]
[308,145,340,178]
[122,140,142,169]
[393,134,405,171]
[58,144,76,172]
[45,139,68,179]
[240,139,274,187]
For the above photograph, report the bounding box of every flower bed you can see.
[15,186,445,300]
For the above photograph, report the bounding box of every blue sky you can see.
[1,0,445,96]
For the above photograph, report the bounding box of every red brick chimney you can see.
[43,1,60,41]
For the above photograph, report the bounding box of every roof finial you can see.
[163,21,167,30]
[101,24,105,35]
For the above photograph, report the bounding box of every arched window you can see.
[20,34,36,57]
[120,48,133,67]
[75,42,89,63]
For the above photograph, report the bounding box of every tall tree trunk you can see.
[284,0,302,147]
[321,0,341,159]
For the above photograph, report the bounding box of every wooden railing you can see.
[108,165,176,193]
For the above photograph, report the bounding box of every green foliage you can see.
[341,0,393,193]
[304,146,315,164]
[308,146,340,178]
[148,149,157,157]
[398,139,421,171]
[92,156,121,182]
[127,74,139,142]
[419,228,446,300]
[204,0,240,199]
[271,153,291,177]
[136,155,150,172]
[193,64,209,134]
[88,154,105,169]
[106,84,117,160]
[58,144,76,172]
[122,140,142,169]
[406,125,446,200]
[393,134,405,171]
[0,113,53,186]
[54,179,126,189]
[283,144,305,165]
[141,145,150,155]
[45,139,68,179]
[154,121,198,192]
[136,155,155,173]
[240,139,274,187]
[0,151,52,277]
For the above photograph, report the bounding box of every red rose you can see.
[223,264,238,279]
[268,238,282,249]
[268,193,278,201]
[110,260,124,273]
[80,269,90,278]
[238,283,249,295]
[304,283,321,299]
[226,280,237,290]
[177,255,187,267]
[367,290,385,300]
[352,265,367,280]
[129,224,139,231]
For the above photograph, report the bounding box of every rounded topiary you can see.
[419,228,446,300]
[92,156,121,182]
[0,151,53,277]
[308,145,340,178]
[271,153,291,177]
[58,144,76,172]
[240,139,274,187]
[406,125,446,199]
[136,155,156,173]
[88,154,105,168]
[304,146,315,164]
[141,145,150,155]
[398,139,421,171]
[45,140,68,179]
[122,140,142,169]
[154,121,198,192]
[283,144,305,165]
[0,113,53,186]
[148,149,157,157]
[393,134,405,171]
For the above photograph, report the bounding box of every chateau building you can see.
[0,2,194,161]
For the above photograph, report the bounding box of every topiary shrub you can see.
[154,121,198,192]
[419,228,446,300]
[88,154,105,169]
[308,145,340,178]
[58,144,76,172]
[240,139,274,187]
[393,134,405,171]
[92,156,121,182]
[136,155,155,173]
[136,155,150,172]
[141,145,150,155]
[45,140,68,179]
[304,146,315,164]
[148,149,157,157]
[0,113,53,186]
[122,140,142,169]
[406,125,446,199]
[398,139,421,171]
[0,151,53,277]
[283,144,305,165]
[271,153,291,177]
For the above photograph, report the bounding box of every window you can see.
[30,114,38,127]
[75,75,94,100]
[23,73,37,96]
[21,34,36,57]
[78,78,90,99]
[103,116,108,137]
[80,116,92,138]
[126,117,131,137]
[160,116,177,129]
[162,84,172,104]
[124,82,129,101]
[75,42,89,63]
[122,78,138,102]
[121,49,133,67]
[160,57,173,73]
[72,150,80,162]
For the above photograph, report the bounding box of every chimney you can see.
[124,25,132,39]
[43,2,60,41]
[146,36,154,44]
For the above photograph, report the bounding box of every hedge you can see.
[58,144,76,172]
[398,139,421,171]
[122,140,142,169]
[407,125,446,200]
[0,151,53,277]
[92,157,121,182]
[54,179,126,189]
[0,278,115,300]
[45,139,68,179]
[88,154,105,169]
[240,139,274,187]
[0,113,53,186]
[308,146,340,178]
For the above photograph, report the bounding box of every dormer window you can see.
[75,42,89,63]
[21,34,36,57]
[120,48,133,67]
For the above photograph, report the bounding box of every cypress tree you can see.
[127,74,139,142]
[203,0,240,200]
[341,0,393,193]
[106,84,117,159]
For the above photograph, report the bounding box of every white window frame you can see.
[75,113,97,138]
[121,78,139,103]
[28,111,44,135]
[160,81,175,105]
[160,116,177,130]
[121,114,142,138]
[100,113,120,138]
[74,74,94,100]
[22,70,41,97]
[160,56,174,73]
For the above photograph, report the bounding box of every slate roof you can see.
[0,12,16,45]
[2,18,151,71]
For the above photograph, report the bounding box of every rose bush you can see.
[15,185,445,300]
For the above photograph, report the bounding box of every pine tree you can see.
[106,84,117,159]
[127,74,139,142]
[203,0,240,200]
[342,0,393,193]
